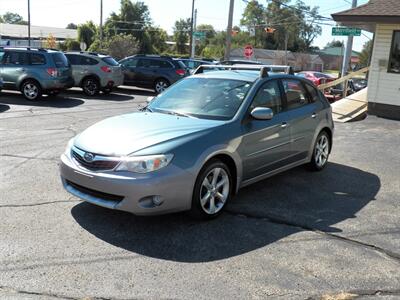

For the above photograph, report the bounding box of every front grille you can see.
[72,148,119,171]
[66,180,124,202]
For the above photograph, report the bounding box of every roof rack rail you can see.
[193,64,294,78]
[134,54,172,59]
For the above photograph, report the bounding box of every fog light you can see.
[138,195,164,208]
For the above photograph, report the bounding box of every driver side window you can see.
[251,80,282,114]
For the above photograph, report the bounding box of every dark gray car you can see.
[119,55,188,93]
[60,66,334,219]
[0,47,73,100]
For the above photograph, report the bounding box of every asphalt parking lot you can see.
[0,88,399,299]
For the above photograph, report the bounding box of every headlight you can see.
[64,138,74,155]
[115,154,174,173]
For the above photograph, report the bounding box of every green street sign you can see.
[332,27,361,36]
[193,31,206,39]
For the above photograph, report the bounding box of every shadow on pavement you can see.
[0,104,10,112]
[62,89,135,101]
[71,163,380,262]
[0,92,84,108]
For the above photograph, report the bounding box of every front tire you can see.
[82,77,100,96]
[190,160,232,219]
[21,80,42,101]
[309,131,330,171]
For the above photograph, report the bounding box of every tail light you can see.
[101,66,112,73]
[47,68,58,77]
[175,69,185,76]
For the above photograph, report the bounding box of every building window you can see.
[388,30,400,74]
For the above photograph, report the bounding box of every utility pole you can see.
[99,0,103,49]
[341,0,357,77]
[190,9,197,59]
[189,0,195,58]
[224,0,235,61]
[28,0,31,46]
[284,31,289,65]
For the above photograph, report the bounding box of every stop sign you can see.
[244,45,253,58]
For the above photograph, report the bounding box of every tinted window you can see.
[138,59,172,68]
[0,51,5,63]
[388,30,400,73]
[282,79,309,110]
[30,53,46,65]
[65,54,81,65]
[148,78,252,120]
[102,57,119,66]
[81,56,98,65]
[251,80,282,114]
[52,53,69,67]
[137,58,152,68]
[3,51,28,65]
[304,83,319,103]
[121,58,138,67]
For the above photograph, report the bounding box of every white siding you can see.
[368,24,400,106]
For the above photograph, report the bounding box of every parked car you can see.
[351,78,368,91]
[220,59,263,65]
[296,71,336,86]
[60,65,334,219]
[64,52,123,96]
[177,58,214,73]
[119,55,188,93]
[0,47,73,100]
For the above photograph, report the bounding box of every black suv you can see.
[119,55,188,93]
[0,47,73,100]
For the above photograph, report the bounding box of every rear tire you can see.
[190,160,232,220]
[82,77,100,96]
[21,80,42,101]
[154,78,170,94]
[102,88,113,95]
[308,131,330,171]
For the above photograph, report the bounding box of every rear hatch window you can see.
[52,53,69,68]
[102,57,119,66]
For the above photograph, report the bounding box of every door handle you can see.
[311,112,317,118]
[281,122,288,128]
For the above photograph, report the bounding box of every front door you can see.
[241,79,292,181]
[1,51,29,89]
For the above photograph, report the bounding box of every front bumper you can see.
[60,153,195,215]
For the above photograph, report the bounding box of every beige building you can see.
[333,0,400,120]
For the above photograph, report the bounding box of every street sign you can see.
[244,45,253,58]
[332,27,361,36]
[193,31,206,39]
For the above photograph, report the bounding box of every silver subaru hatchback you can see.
[60,66,334,219]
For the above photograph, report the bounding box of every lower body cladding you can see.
[60,154,195,216]
[42,77,74,91]
[101,75,124,89]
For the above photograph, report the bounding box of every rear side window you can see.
[3,51,29,65]
[52,53,69,67]
[65,54,81,65]
[81,57,98,65]
[304,83,319,103]
[121,58,138,67]
[102,57,119,66]
[30,53,46,65]
[251,80,282,114]
[282,79,309,110]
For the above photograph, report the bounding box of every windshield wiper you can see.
[156,109,194,118]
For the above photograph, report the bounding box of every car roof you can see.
[0,47,60,53]
[191,70,300,83]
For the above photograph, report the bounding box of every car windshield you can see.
[148,77,252,120]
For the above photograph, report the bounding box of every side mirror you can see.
[146,96,155,103]
[250,107,274,120]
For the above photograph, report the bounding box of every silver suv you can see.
[65,52,124,96]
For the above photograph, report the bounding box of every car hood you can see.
[74,112,223,156]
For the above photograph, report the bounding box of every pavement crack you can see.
[224,209,400,264]
[0,153,58,162]
[309,289,400,299]
[0,199,79,208]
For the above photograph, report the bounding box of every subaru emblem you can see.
[83,152,95,162]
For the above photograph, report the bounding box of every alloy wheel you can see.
[199,167,230,215]
[155,80,169,93]
[83,79,98,96]
[23,83,39,100]
[315,134,329,168]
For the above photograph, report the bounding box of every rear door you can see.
[281,78,319,160]
[1,51,29,89]
[65,54,84,85]
[241,79,292,181]
[120,57,139,84]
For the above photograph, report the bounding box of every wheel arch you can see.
[80,74,101,87]
[320,127,333,153]
[18,77,42,91]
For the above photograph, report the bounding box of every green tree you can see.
[148,26,168,53]
[2,12,28,25]
[66,23,78,29]
[359,40,373,67]
[325,40,344,48]
[77,21,97,49]
[104,0,151,52]
[107,34,139,60]
[0,15,3,23]
[173,18,191,54]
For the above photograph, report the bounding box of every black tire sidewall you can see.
[21,80,42,101]
[190,160,232,219]
[310,131,330,171]
[82,78,99,96]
